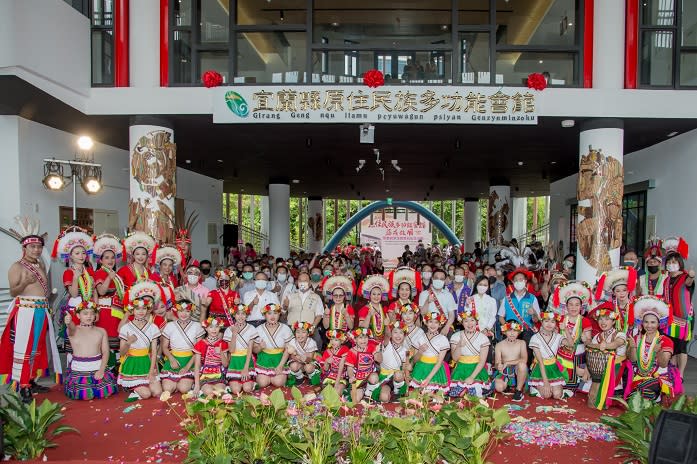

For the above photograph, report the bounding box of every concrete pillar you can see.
[129,0,159,87]
[307,197,324,254]
[463,198,480,251]
[488,185,511,245]
[269,181,290,258]
[593,0,625,89]
[576,119,624,284]
[128,116,176,242]
[512,197,528,242]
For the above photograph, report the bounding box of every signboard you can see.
[360,212,432,269]
[213,85,537,125]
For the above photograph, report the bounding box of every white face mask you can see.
[187,275,199,285]
[422,272,432,281]
[454,275,465,283]
[298,282,309,292]
[277,273,287,282]
[513,281,526,291]
[477,285,488,295]
[667,263,680,273]
[254,279,267,290]
[432,279,445,290]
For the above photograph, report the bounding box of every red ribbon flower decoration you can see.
[527,72,547,91]
[202,70,223,88]
[363,69,385,88]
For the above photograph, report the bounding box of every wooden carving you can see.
[488,190,509,245]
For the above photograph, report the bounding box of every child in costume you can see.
[254,304,292,388]
[205,268,240,322]
[161,300,204,394]
[492,321,528,401]
[346,328,380,402]
[224,304,259,394]
[596,267,638,336]
[320,329,351,395]
[287,322,321,386]
[193,317,229,396]
[449,307,491,398]
[586,302,627,409]
[529,312,567,399]
[118,297,163,401]
[357,275,391,342]
[409,311,450,393]
[64,301,118,400]
[117,232,157,289]
[374,321,410,402]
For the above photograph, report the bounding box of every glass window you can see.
[174,0,193,26]
[173,31,193,84]
[237,0,306,25]
[312,51,369,82]
[681,0,697,46]
[91,29,113,85]
[458,0,489,25]
[237,32,306,84]
[640,30,674,86]
[496,51,576,86]
[641,0,675,26]
[622,191,647,257]
[200,0,229,43]
[459,32,490,82]
[91,0,113,26]
[679,52,697,85]
[496,0,577,46]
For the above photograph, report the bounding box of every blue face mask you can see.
[242,271,253,280]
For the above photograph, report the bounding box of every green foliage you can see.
[0,390,78,461]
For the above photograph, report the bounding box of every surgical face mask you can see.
[448,269,455,276]
[432,279,445,290]
[513,281,526,291]
[311,273,322,282]
[563,260,573,269]
[623,260,636,268]
[647,265,660,274]
[277,273,287,282]
[323,269,332,276]
[667,263,680,273]
[242,271,253,280]
[254,279,267,290]
[477,285,488,295]
[454,275,465,283]
[267,281,275,290]
[187,275,199,285]
[476,270,483,277]
[488,276,497,285]
[294,260,300,266]
[201,267,211,276]
[298,282,309,291]
[422,272,432,281]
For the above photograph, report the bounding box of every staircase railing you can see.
[515,223,550,247]
[225,221,304,255]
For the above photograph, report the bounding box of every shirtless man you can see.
[490,320,528,401]
[0,229,59,402]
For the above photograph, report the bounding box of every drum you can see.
[585,348,612,382]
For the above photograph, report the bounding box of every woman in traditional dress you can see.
[93,233,125,368]
[152,244,182,315]
[449,307,491,397]
[322,275,356,332]
[160,300,204,394]
[118,232,157,289]
[253,304,293,388]
[386,267,420,322]
[595,267,638,335]
[409,311,450,393]
[223,304,258,393]
[528,312,566,399]
[586,301,627,409]
[357,274,390,342]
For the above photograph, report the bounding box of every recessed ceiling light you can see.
[561,119,575,128]
[539,60,544,64]
[331,22,339,27]
[240,188,244,192]
[517,161,524,166]
[440,24,448,31]
[185,159,191,164]
[551,161,557,165]
[292,179,300,184]
[568,22,573,26]
[668,131,678,137]
[217,159,223,163]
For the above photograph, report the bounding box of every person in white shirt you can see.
[284,272,324,346]
[467,276,498,338]
[200,260,217,291]
[418,269,457,335]
[242,271,280,327]
[273,264,296,303]
[237,264,256,301]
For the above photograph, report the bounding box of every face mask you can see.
[323,270,332,276]
[242,271,253,280]
[264,270,271,278]
[448,270,454,276]
[298,282,309,291]
[422,272,432,280]
[255,280,267,290]
[277,273,287,282]
[514,281,526,291]
[667,263,680,273]
[219,280,230,289]
[311,274,322,282]
[454,275,465,283]
[294,260,300,266]
[187,275,199,285]
[201,268,211,276]
[477,285,488,295]
[488,276,497,285]
[475,270,483,277]
[432,279,445,290]
[563,260,573,269]
[623,261,636,268]
[267,281,275,290]
[647,265,660,274]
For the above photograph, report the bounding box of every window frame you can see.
[90,0,115,87]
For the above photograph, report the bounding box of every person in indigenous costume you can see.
[253,304,292,388]
[152,244,182,313]
[204,268,240,323]
[540,273,568,313]
[595,266,638,336]
[322,275,356,332]
[357,274,391,342]
[63,301,118,400]
[121,281,169,332]
[553,281,594,396]
[0,217,60,402]
[176,265,211,323]
[418,269,457,335]
[640,239,668,298]
[118,297,163,401]
[409,311,450,393]
[492,321,527,401]
[54,226,97,355]
[497,268,540,361]
[286,321,321,387]
[449,307,491,398]
[223,304,258,393]
[93,233,127,369]
[585,302,627,409]
[373,321,410,402]
[399,302,427,358]
[118,231,157,287]
[320,329,350,395]
[346,328,380,402]
[528,312,567,399]
[626,296,680,402]
[386,267,420,322]
[175,214,198,282]
[661,237,694,377]
[448,266,472,323]
[192,317,228,395]
[160,300,204,394]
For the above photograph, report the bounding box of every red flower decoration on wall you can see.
[527,72,547,91]
[202,70,224,88]
[363,69,385,88]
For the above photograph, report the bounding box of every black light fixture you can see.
[280,9,284,20]
[42,160,65,190]
[80,164,103,194]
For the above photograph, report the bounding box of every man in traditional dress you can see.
[0,219,61,402]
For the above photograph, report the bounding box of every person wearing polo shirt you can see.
[418,269,457,335]
[237,264,256,301]
[243,271,280,327]
[284,272,324,347]
[497,268,540,355]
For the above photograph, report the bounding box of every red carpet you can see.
[13,387,623,463]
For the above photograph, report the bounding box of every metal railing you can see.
[514,223,550,247]
[225,221,305,256]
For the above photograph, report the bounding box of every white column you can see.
[129,0,160,87]
[576,119,624,284]
[593,0,625,89]
[488,185,511,245]
[307,197,324,254]
[260,196,269,237]
[269,182,290,258]
[512,197,528,242]
[129,117,176,242]
[463,199,480,251]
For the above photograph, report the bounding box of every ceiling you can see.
[3,75,697,200]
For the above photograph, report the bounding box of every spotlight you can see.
[81,165,102,194]
[42,161,65,190]
[77,136,94,151]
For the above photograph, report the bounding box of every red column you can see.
[625,0,639,89]
[583,0,594,88]
[160,0,169,87]
[114,0,129,87]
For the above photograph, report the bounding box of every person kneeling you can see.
[449,308,491,398]
[346,328,380,403]
[409,312,450,394]
[287,322,321,387]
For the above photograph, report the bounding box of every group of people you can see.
[0,220,692,411]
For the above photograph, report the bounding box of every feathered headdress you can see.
[123,280,165,307]
[175,209,199,245]
[643,237,665,261]
[322,275,355,300]
[123,231,156,257]
[553,280,593,310]
[633,295,672,328]
[6,216,45,247]
[52,226,94,261]
[389,267,421,298]
[153,244,183,268]
[358,274,390,301]
[595,266,637,301]
[663,236,689,260]
[93,233,123,262]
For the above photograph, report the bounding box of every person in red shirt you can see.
[93,233,126,367]
[386,267,420,322]
[193,317,229,396]
[346,328,380,402]
[118,232,156,289]
[152,244,182,312]
[205,269,240,323]
[322,276,356,332]
[320,329,350,395]
[357,275,390,342]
